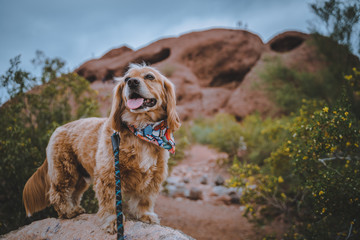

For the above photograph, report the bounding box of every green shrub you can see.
[160,64,176,78]
[190,114,245,158]
[228,68,360,239]
[0,54,99,234]
[260,35,360,116]
[189,113,289,166]
[240,114,291,165]
[168,124,191,170]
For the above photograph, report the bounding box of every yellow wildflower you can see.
[278,176,284,183]
[303,156,308,160]
[355,143,359,148]
[349,122,352,128]
[345,112,349,116]
[322,208,326,213]
[344,75,353,80]
[248,176,255,183]
[319,190,325,195]
[346,142,351,147]
[323,107,329,113]
[281,193,287,199]
[333,111,337,114]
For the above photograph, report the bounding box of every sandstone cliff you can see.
[75,29,317,119]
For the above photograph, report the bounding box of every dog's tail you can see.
[23,158,50,217]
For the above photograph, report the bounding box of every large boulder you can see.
[1,214,194,240]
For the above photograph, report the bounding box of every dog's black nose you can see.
[128,78,139,89]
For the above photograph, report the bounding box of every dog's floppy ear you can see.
[163,77,181,131]
[109,79,125,132]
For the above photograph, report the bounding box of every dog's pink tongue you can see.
[127,98,144,109]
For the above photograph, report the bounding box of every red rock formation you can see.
[76,29,311,120]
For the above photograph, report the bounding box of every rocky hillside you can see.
[1,214,194,240]
[75,29,322,120]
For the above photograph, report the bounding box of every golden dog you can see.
[23,64,180,233]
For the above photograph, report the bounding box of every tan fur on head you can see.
[163,79,181,131]
[23,63,180,234]
[109,81,125,132]
[110,63,180,131]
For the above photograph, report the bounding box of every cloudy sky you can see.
[0,0,314,100]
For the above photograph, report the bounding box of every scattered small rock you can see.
[176,182,188,197]
[212,186,229,196]
[188,187,203,200]
[228,187,243,197]
[183,177,190,184]
[229,193,240,204]
[166,185,178,198]
[214,195,231,205]
[166,176,181,185]
[214,175,225,186]
[200,174,208,185]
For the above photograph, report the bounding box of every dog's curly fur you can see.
[23,64,180,233]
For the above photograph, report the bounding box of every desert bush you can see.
[0,53,99,234]
[260,57,357,116]
[228,69,360,239]
[261,32,360,116]
[240,114,291,165]
[168,124,191,170]
[190,113,289,166]
[160,64,176,78]
[190,114,245,159]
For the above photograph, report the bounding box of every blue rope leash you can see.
[111,132,124,240]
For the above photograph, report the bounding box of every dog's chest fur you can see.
[118,130,165,192]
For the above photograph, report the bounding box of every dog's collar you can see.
[127,120,175,154]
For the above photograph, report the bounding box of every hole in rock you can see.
[210,68,250,87]
[270,36,305,52]
[133,48,171,65]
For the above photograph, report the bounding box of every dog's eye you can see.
[144,74,155,80]
[124,77,130,82]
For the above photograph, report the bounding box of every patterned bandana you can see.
[127,120,176,154]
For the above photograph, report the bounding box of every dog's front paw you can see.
[140,212,159,224]
[58,206,85,219]
[99,214,117,234]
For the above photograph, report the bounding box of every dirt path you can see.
[154,145,257,240]
[155,195,255,240]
